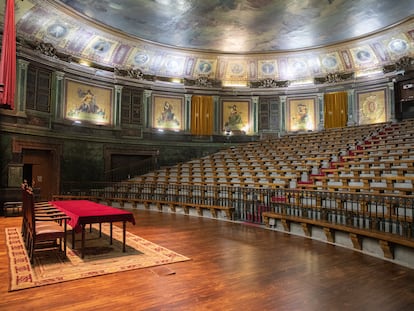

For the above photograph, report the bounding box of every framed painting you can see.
[222,100,250,133]
[287,97,316,131]
[65,79,112,125]
[357,88,386,125]
[152,95,184,130]
[8,164,23,188]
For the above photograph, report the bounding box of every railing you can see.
[59,181,414,239]
[103,157,159,182]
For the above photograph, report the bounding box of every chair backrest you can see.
[22,189,36,237]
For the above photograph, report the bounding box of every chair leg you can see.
[63,233,67,257]
[28,238,34,264]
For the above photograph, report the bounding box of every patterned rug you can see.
[6,224,190,291]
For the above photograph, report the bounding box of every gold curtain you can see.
[324,92,348,129]
[191,95,214,135]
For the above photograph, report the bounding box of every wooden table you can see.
[49,200,136,258]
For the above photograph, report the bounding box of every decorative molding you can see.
[249,79,290,88]
[18,38,73,63]
[184,75,221,88]
[383,56,414,74]
[114,67,156,81]
[314,72,354,84]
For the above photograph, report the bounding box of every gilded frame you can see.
[287,97,317,131]
[65,79,112,125]
[356,88,387,125]
[222,100,250,133]
[152,95,184,131]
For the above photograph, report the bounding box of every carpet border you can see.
[6,225,190,291]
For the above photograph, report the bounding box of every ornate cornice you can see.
[184,75,221,88]
[383,56,414,74]
[249,79,290,88]
[314,72,354,84]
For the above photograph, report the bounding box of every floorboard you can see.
[1,209,414,311]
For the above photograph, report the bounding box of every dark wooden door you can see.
[23,149,57,200]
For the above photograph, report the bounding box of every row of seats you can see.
[128,119,414,196]
[21,189,70,263]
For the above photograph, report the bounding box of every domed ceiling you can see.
[58,0,414,53]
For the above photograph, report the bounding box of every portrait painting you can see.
[288,98,316,131]
[224,60,248,80]
[83,36,118,62]
[222,100,250,133]
[194,58,217,76]
[158,55,186,76]
[357,89,386,125]
[350,46,379,68]
[258,60,278,79]
[65,80,112,125]
[152,95,184,131]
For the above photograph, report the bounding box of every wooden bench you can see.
[3,201,22,216]
[262,211,414,260]
[181,202,234,219]
[102,196,235,220]
[52,195,99,201]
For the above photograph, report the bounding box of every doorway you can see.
[22,149,57,200]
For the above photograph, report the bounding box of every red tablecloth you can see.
[49,200,136,232]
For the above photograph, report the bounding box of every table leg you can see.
[72,228,75,249]
[123,221,126,252]
[99,223,102,237]
[81,224,85,259]
[110,222,113,245]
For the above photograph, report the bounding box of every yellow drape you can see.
[191,95,214,135]
[324,92,348,129]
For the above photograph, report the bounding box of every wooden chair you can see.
[22,189,70,263]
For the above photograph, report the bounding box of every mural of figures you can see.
[225,104,243,130]
[153,96,183,131]
[157,101,180,126]
[222,101,250,133]
[358,89,386,125]
[288,98,315,131]
[77,89,100,113]
[65,80,112,125]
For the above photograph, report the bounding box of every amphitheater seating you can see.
[134,120,414,195]
[60,119,414,263]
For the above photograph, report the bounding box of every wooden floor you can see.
[1,209,414,311]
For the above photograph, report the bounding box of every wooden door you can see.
[23,149,57,200]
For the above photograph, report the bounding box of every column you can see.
[16,59,29,115]
[184,94,192,132]
[213,95,220,134]
[114,85,123,128]
[143,90,152,128]
[251,96,259,134]
[347,89,356,126]
[317,93,324,130]
[387,82,396,122]
[279,95,287,133]
[51,71,65,120]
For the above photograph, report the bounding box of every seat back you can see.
[21,189,36,246]
[22,188,68,263]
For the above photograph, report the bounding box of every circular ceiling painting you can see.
[58,0,414,53]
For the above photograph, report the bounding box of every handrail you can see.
[59,181,414,240]
[102,157,158,181]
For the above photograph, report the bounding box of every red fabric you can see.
[49,200,136,232]
[297,180,314,185]
[0,0,16,109]
[271,196,287,203]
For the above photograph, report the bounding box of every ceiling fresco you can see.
[2,0,414,84]
[57,0,414,53]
